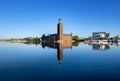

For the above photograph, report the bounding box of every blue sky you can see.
[0,0,120,38]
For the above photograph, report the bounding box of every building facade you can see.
[42,19,72,43]
[117,35,120,40]
[92,32,110,40]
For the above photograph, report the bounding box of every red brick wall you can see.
[57,23,63,40]
[62,35,72,42]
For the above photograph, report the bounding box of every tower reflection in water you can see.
[42,41,72,64]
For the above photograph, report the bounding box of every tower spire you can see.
[58,18,62,23]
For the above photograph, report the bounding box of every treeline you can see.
[10,35,83,43]
[72,35,84,42]
[23,37,42,43]
[23,35,83,42]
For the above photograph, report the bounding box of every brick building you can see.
[42,19,72,43]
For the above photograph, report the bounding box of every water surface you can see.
[0,42,120,81]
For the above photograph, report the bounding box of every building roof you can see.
[49,34,58,36]
[93,32,107,34]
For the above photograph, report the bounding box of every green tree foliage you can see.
[72,35,81,40]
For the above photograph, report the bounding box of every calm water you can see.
[0,42,120,81]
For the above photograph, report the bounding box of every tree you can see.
[72,35,80,40]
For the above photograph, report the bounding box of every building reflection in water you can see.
[116,43,120,47]
[86,42,111,51]
[92,44,110,51]
[42,41,72,64]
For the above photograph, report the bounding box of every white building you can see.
[92,32,110,40]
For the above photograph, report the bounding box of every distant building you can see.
[116,35,120,40]
[42,19,72,43]
[114,35,120,42]
[92,32,109,40]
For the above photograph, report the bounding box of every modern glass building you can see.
[92,32,110,40]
